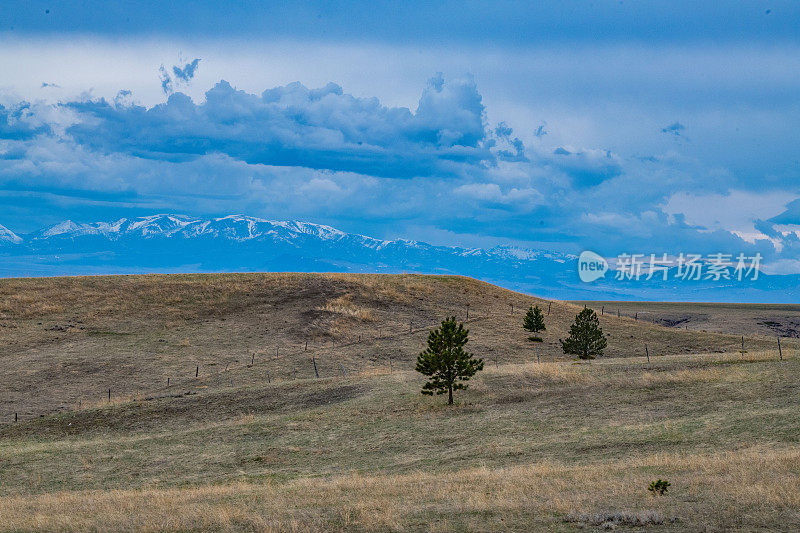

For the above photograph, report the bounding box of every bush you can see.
[648,479,671,496]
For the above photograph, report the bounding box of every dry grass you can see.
[318,294,375,321]
[572,299,800,338]
[1,273,794,421]
[0,446,796,531]
[1,274,799,531]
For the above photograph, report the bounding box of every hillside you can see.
[1,273,787,422]
[0,274,798,531]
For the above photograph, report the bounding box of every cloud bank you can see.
[0,74,797,271]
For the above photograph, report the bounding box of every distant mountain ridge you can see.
[8,214,572,263]
[0,214,797,302]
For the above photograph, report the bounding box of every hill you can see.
[1,273,786,421]
[0,273,798,531]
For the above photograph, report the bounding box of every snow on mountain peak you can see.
[0,223,22,245]
[8,215,572,270]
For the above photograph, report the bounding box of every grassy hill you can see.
[0,274,798,531]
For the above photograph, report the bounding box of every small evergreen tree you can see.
[648,479,671,496]
[561,307,607,359]
[416,317,484,405]
[523,305,546,341]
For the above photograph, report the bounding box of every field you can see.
[0,274,798,531]
[570,300,800,338]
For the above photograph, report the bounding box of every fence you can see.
[3,301,794,423]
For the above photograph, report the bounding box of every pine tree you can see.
[415,317,484,405]
[560,307,607,359]
[523,305,546,341]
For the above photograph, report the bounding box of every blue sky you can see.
[2,1,800,272]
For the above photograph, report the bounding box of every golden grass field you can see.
[0,273,798,531]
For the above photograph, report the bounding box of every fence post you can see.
[778,336,783,361]
[741,336,745,359]
[251,353,255,366]
[645,344,650,364]
[195,365,199,378]
[108,388,111,402]
[313,357,319,378]
[601,305,604,316]
[617,309,620,317]
[305,339,308,351]
[548,302,551,315]
[267,370,271,383]
[167,377,170,386]
[635,312,638,321]
[510,303,514,315]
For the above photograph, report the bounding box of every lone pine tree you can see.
[523,305,546,341]
[416,317,484,405]
[561,307,607,359]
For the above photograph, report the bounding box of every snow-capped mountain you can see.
[0,214,582,296]
[0,224,22,245]
[1,214,798,301]
[23,214,574,263]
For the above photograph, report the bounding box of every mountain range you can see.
[1,214,797,301]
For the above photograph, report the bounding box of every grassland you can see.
[571,300,800,338]
[0,274,798,531]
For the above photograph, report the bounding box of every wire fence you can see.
[2,303,795,424]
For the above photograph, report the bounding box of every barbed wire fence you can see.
[3,301,795,423]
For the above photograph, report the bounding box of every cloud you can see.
[544,147,622,188]
[492,122,527,162]
[65,75,494,179]
[0,73,796,272]
[158,58,202,95]
[767,198,800,225]
[0,102,52,140]
[172,58,201,82]
[661,121,685,136]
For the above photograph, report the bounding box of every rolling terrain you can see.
[0,274,798,531]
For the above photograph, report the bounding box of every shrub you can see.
[648,479,671,496]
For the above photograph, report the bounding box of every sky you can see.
[2,1,800,272]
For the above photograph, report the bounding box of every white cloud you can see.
[661,190,793,235]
